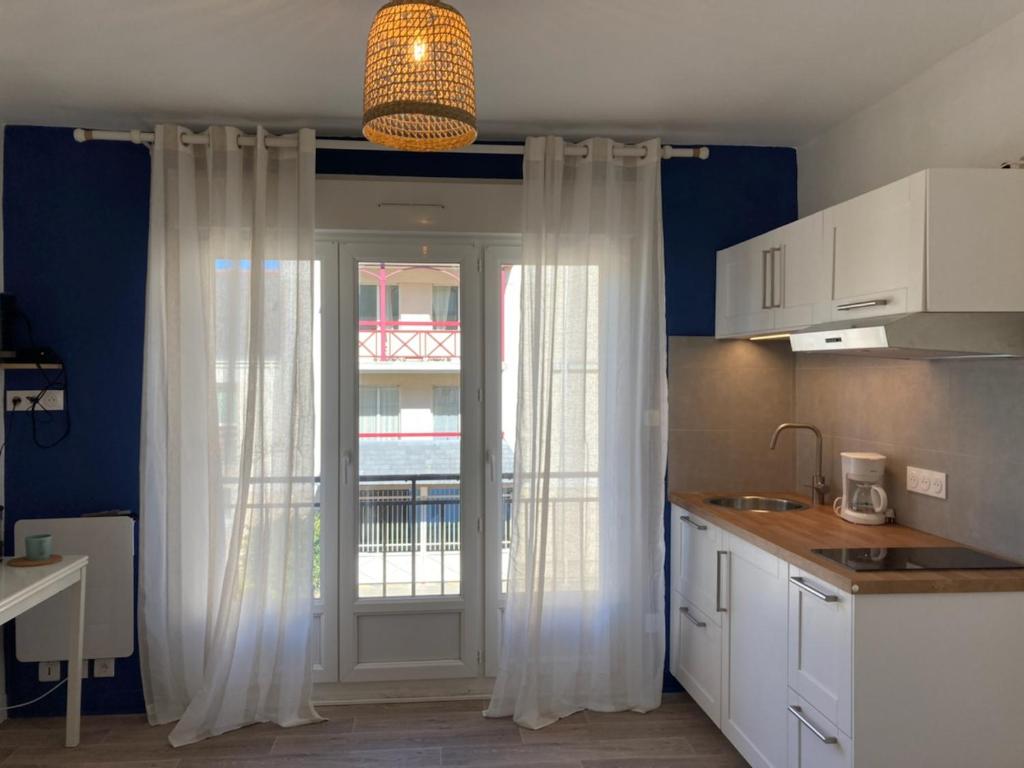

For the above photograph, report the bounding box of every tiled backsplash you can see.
[795,353,1024,560]
[668,337,1024,560]
[668,337,795,494]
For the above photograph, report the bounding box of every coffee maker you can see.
[834,451,894,526]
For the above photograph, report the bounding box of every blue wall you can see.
[2,126,795,714]
[2,126,150,715]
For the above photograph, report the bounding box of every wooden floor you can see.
[0,692,748,767]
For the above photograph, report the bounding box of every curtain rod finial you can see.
[73,128,88,143]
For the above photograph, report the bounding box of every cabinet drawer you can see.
[673,505,724,624]
[788,566,852,735]
[787,690,852,768]
[671,592,722,727]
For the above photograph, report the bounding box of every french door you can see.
[314,234,520,685]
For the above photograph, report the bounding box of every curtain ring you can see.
[129,129,142,145]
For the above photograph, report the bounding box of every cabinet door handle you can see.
[837,298,888,311]
[679,514,707,531]
[680,606,706,628]
[788,705,838,744]
[789,576,839,603]
[770,246,779,308]
[774,245,784,308]
[761,249,771,309]
[716,550,728,613]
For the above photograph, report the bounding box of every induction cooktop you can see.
[811,546,1024,572]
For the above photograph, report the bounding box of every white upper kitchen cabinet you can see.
[716,213,828,338]
[716,167,1024,337]
[772,213,830,331]
[825,172,926,320]
[716,232,774,337]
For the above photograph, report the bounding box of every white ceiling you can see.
[2,0,1023,146]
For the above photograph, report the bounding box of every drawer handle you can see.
[788,705,838,745]
[680,606,706,628]
[679,515,708,531]
[837,298,888,311]
[789,576,839,603]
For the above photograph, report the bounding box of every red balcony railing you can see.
[358,320,460,362]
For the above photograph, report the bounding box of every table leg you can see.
[65,568,86,748]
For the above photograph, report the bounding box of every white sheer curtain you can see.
[486,137,668,729]
[139,125,320,746]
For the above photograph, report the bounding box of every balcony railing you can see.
[358,473,513,555]
[358,320,460,362]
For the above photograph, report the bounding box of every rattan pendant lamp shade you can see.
[362,0,477,151]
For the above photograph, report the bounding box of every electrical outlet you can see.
[907,466,947,500]
[38,660,60,682]
[6,389,64,412]
[93,658,116,678]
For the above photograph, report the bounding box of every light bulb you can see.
[412,39,427,61]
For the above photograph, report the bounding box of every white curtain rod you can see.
[72,128,710,160]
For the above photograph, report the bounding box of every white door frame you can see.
[482,244,521,676]
[317,231,518,684]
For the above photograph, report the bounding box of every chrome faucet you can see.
[770,423,828,505]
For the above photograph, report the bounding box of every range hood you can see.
[788,313,1024,359]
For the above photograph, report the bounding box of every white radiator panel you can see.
[13,517,135,661]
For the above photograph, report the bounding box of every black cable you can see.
[7,306,71,448]
[29,359,70,449]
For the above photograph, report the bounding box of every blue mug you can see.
[25,534,52,561]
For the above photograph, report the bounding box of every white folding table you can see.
[0,555,88,746]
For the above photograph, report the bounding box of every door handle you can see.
[679,514,707,531]
[788,705,838,744]
[342,451,352,485]
[716,550,728,613]
[837,298,888,311]
[485,449,496,483]
[680,606,706,628]
[789,576,839,603]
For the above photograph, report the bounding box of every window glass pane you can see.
[432,286,459,323]
[433,386,460,432]
[388,285,400,321]
[500,264,521,593]
[359,386,399,434]
[379,386,400,433]
[358,284,378,321]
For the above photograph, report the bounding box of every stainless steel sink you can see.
[705,495,808,513]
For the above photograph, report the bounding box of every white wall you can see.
[798,9,1024,214]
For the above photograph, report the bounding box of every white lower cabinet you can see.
[670,590,722,726]
[787,567,851,735]
[721,534,789,768]
[787,691,852,768]
[670,502,1024,768]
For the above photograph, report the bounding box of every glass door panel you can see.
[357,261,463,599]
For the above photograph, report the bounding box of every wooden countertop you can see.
[669,491,1024,595]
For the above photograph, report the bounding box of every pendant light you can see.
[362,0,477,152]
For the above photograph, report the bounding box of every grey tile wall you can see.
[667,337,795,495]
[794,354,1024,560]
[668,337,1024,560]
